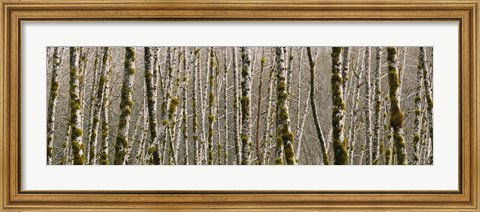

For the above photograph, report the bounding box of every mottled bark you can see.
[331,47,348,165]
[274,47,296,165]
[286,47,294,95]
[181,47,189,165]
[232,47,241,165]
[307,47,329,165]
[223,47,230,165]
[421,47,433,165]
[240,47,253,165]
[69,47,85,165]
[144,47,160,165]
[412,47,425,165]
[372,47,383,164]
[342,47,350,100]
[262,58,276,165]
[207,47,215,165]
[192,48,200,165]
[135,82,148,165]
[61,123,71,165]
[167,49,180,165]
[88,47,110,165]
[363,47,373,165]
[386,47,407,165]
[86,48,101,164]
[113,47,136,165]
[47,47,61,165]
[78,48,88,143]
[348,50,364,164]
[99,72,111,165]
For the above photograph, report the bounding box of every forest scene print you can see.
[47,46,433,165]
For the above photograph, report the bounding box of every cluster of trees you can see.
[46,46,433,165]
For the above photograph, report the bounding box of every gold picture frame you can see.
[1,0,478,210]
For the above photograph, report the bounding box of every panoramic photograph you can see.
[46,46,433,165]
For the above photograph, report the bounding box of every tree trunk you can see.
[69,47,85,165]
[47,47,61,165]
[232,47,241,165]
[181,47,189,165]
[421,47,433,165]
[274,47,296,165]
[88,47,110,165]
[223,47,230,165]
[306,47,330,165]
[261,57,276,165]
[372,47,383,164]
[240,47,253,165]
[86,48,101,164]
[412,47,425,165]
[342,47,350,100]
[207,47,215,165]
[386,47,407,165]
[135,81,149,165]
[347,50,364,164]
[331,47,348,165]
[363,47,373,165]
[144,47,160,165]
[113,47,136,165]
[167,49,180,165]
[254,50,266,164]
[192,48,200,165]
[99,55,113,165]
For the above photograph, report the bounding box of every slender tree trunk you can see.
[331,47,348,165]
[386,47,407,165]
[181,47,189,165]
[62,123,71,165]
[307,47,330,165]
[78,47,88,142]
[294,87,310,163]
[192,48,200,165]
[78,48,88,156]
[348,50,364,164]
[200,49,210,165]
[286,47,294,95]
[384,95,393,165]
[86,48,101,164]
[294,47,309,162]
[342,47,350,100]
[223,47,230,165]
[88,47,110,165]
[167,49,180,165]
[274,47,296,165]
[412,47,425,165]
[99,68,111,165]
[214,50,221,165]
[372,47,383,164]
[144,47,160,165]
[160,47,172,165]
[126,100,144,165]
[207,47,215,165]
[254,50,266,164]
[399,47,408,94]
[261,58,275,165]
[420,47,434,165]
[135,82,148,165]
[69,47,85,165]
[240,47,253,165]
[363,47,373,165]
[47,47,61,165]
[113,47,136,164]
[232,47,241,165]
